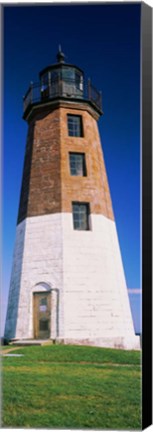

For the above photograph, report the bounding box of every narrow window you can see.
[39,320,49,331]
[67,114,83,137]
[40,298,47,306]
[69,153,87,176]
[39,297,47,312]
[72,202,90,230]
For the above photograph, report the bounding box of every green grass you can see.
[2,344,141,429]
[0,345,11,351]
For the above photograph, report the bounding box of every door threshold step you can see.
[10,339,53,346]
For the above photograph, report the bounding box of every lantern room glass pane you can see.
[41,72,49,84]
[51,70,59,83]
[62,67,75,81]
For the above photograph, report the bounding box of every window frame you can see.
[39,319,49,331]
[40,297,47,306]
[69,152,87,177]
[67,114,83,137]
[72,202,90,231]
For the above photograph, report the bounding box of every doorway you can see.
[33,291,51,339]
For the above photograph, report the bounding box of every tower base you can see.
[8,336,140,350]
[5,214,139,347]
[55,336,140,350]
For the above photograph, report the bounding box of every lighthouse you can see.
[5,48,139,349]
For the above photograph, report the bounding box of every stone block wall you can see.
[17,102,114,225]
[5,212,139,349]
[60,106,114,220]
[62,213,136,343]
[5,214,63,339]
[5,101,139,349]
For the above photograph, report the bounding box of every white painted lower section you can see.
[5,213,140,350]
[5,214,63,340]
[56,337,140,350]
[62,213,139,349]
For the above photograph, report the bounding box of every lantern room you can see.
[23,47,102,119]
[39,46,84,100]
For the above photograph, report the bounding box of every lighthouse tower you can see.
[5,48,139,349]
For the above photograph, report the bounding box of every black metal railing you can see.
[23,78,102,115]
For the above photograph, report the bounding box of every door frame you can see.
[31,283,59,340]
[33,289,51,339]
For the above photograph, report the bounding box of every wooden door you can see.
[33,292,51,339]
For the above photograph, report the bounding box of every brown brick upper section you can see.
[17,102,114,224]
[60,107,114,220]
[17,108,61,224]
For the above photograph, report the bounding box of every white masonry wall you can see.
[5,214,64,340]
[5,213,139,349]
[4,220,26,339]
[62,213,139,350]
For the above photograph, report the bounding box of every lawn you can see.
[2,344,141,429]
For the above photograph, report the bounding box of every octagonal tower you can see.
[5,48,139,349]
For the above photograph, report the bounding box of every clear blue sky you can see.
[2,3,141,335]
